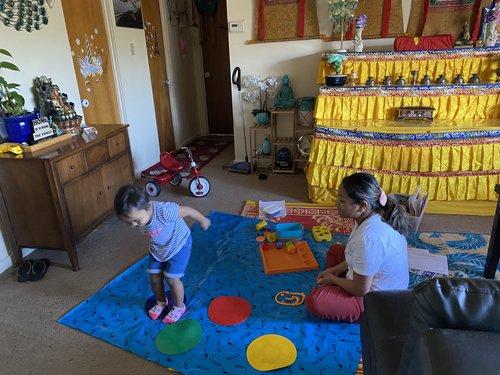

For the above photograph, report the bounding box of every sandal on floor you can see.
[30,259,51,281]
[16,260,33,282]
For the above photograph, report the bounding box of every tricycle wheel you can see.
[189,176,210,198]
[169,174,182,186]
[145,181,161,197]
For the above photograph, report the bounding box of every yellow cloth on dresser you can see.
[317,50,500,85]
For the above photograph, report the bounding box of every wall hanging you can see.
[0,0,50,32]
[113,0,143,29]
[251,0,319,43]
[406,0,493,39]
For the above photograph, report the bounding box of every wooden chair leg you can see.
[67,244,80,271]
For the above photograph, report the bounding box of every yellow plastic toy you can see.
[285,241,296,254]
[312,226,332,242]
[256,220,268,231]
[0,142,23,155]
[265,231,277,243]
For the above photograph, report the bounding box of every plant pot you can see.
[4,112,38,144]
[325,74,347,87]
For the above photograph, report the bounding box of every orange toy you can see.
[259,241,319,275]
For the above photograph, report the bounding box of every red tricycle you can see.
[141,147,211,198]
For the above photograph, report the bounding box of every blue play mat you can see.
[59,212,361,374]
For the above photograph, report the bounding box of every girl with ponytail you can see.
[306,172,410,322]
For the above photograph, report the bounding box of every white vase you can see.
[485,21,498,47]
[354,27,364,52]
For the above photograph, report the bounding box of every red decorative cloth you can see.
[394,34,455,51]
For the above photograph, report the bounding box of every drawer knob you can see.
[70,165,74,170]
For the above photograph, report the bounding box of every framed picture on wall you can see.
[113,0,143,29]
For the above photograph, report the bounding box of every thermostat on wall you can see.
[228,20,245,33]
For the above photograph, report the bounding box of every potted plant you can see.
[329,0,359,52]
[0,49,37,144]
[325,53,348,86]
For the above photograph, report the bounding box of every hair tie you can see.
[379,189,387,207]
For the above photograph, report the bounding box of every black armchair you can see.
[360,277,500,375]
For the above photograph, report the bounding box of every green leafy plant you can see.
[0,49,26,116]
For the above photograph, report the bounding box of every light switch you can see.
[228,20,245,33]
[130,43,135,56]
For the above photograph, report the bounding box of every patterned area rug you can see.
[174,138,231,170]
[241,200,496,375]
[240,200,354,234]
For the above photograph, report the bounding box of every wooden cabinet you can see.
[0,124,134,271]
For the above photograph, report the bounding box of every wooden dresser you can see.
[0,124,134,271]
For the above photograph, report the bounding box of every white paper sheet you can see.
[408,247,449,275]
[258,200,286,219]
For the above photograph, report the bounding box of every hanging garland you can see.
[0,0,49,32]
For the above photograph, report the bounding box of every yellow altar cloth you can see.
[307,120,500,215]
[315,85,500,122]
[317,48,500,85]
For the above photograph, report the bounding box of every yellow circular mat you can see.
[246,334,297,372]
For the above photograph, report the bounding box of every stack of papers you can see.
[408,247,449,275]
[258,200,286,220]
[395,186,428,217]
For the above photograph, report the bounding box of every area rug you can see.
[59,212,361,375]
[174,138,231,170]
[240,200,354,234]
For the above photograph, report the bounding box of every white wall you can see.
[227,0,413,161]
[102,0,160,174]
[160,1,208,147]
[0,2,81,273]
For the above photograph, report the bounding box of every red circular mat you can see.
[208,296,252,326]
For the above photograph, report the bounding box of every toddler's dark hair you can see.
[340,172,411,237]
[114,185,150,217]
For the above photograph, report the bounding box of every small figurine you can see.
[365,77,376,86]
[395,76,406,86]
[468,73,480,84]
[435,74,448,85]
[455,21,472,46]
[453,74,464,84]
[410,70,419,85]
[381,76,392,85]
[274,75,295,109]
[420,74,432,85]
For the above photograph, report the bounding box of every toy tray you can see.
[259,240,319,275]
[275,223,304,241]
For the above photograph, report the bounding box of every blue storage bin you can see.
[275,223,304,240]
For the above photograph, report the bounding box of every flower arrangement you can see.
[326,53,347,75]
[242,75,280,106]
[328,0,359,50]
[356,14,367,29]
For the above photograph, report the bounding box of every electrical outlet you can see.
[228,20,245,33]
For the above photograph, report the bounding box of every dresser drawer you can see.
[56,152,86,184]
[85,141,109,170]
[107,132,127,158]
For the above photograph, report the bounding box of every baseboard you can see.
[181,133,201,147]
[0,248,36,274]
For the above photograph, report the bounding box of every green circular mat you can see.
[155,319,202,355]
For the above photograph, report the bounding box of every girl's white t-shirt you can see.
[345,214,409,291]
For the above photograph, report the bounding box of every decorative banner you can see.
[253,0,319,42]
[407,0,492,37]
[328,0,405,40]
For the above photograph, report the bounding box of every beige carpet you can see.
[0,146,494,375]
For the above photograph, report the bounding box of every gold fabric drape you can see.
[317,49,500,85]
[315,88,500,122]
